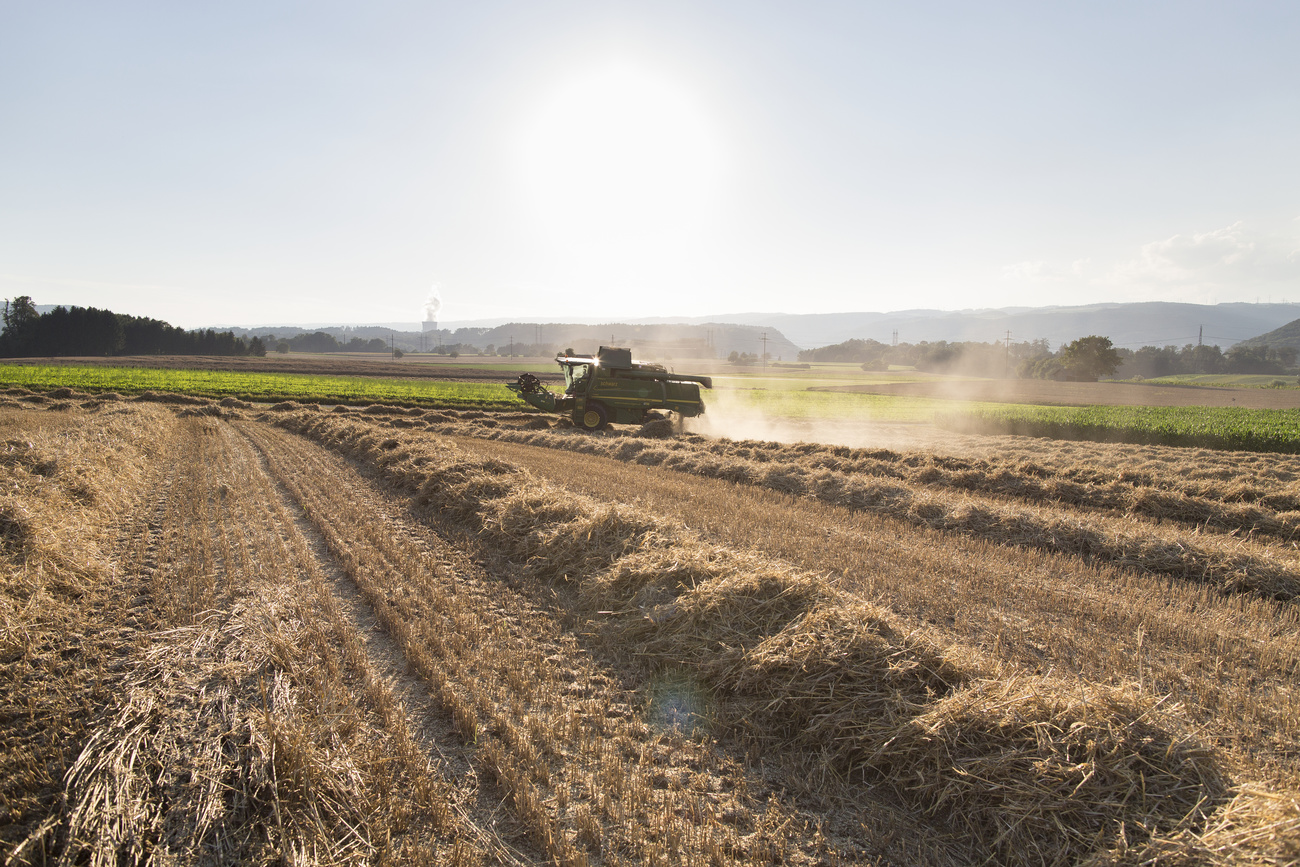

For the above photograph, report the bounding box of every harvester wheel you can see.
[580,403,609,430]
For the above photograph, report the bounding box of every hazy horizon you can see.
[4,2,1298,329]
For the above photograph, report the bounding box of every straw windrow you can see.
[272,410,1264,865]
[426,420,1300,600]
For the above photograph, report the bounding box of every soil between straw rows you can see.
[4,396,1299,866]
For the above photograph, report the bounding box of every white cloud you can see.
[1000,260,1063,281]
[1000,258,1094,283]
[1108,221,1300,296]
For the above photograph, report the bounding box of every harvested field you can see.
[4,396,1298,866]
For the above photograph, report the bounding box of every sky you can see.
[2,1,1298,329]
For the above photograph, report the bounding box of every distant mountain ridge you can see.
[216,301,1300,352]
[644,302,1300,351]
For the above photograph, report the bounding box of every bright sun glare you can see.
[518,63,725,258]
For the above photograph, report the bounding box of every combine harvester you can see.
[507,346,712,430]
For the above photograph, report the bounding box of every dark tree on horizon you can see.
[0,297,255,358]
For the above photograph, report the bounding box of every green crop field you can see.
[937,402,1300,453]
[0,364,519,408]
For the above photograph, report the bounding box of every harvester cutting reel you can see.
[515,372,545,394]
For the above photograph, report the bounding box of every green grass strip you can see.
[937,403,1300,453]
[0,363,522,408]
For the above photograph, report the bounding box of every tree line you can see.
[264,331,391,354]
[798,337,1053,378]
[800,334,1298,381]
[1,296,267,358]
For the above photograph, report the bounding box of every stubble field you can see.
[2,385,1298,866]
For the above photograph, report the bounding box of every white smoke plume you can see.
[423,286,443,322]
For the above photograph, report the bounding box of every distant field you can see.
[1142,373,1300,389]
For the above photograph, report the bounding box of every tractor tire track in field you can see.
[41,416,519,865]
[232,422,544,866]
[237,419,921,866]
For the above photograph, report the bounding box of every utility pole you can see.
[1005,330,1012,378]
[761,332,768,373]
[892,329,898,347]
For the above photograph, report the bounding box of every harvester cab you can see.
[507,345,712,431]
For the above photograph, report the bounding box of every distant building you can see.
[422,319,438,332]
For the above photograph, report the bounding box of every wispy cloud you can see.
[999,258,1091,282]
[1108,221,1300,294]
[999,221,1300,304]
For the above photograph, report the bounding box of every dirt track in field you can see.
[100,416,527,862]
[234,422,541,862]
